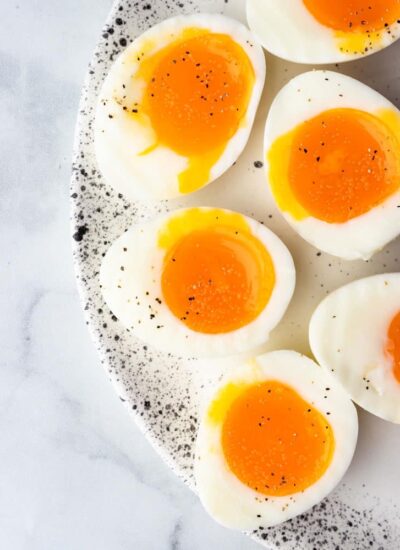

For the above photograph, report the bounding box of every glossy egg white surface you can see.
[100,207,295,358]
[310,273,400,424]
[73,0,400,545]
[195,350,358,530]
[94,13,265,202]
[264,70,400,261]
[247,0,400,64]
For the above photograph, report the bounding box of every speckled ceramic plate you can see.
[71,1,400,548]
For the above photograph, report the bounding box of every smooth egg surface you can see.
[94,14,265,201]
[264,70,400,260]
[247,0,400,64]
[195,350,358,530]
[310,273,400,423]
[100,208,295,358]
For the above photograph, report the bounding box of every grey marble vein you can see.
[0,1,261,548]
[169,519,183,550]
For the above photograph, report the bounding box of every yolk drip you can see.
[221,381,335,497]
[385,310,400,383]
[303,0,400,32]
[268,108,400,223]
[161,227,274,334]
[138,30,254,194]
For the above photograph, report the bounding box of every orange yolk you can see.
[144,32,254,157]
[289,109,400,222]
[386,310,400,383]
[221,381,335,497]
[161,227,275,334]
[268,108,400,224]
[303,0,400,32]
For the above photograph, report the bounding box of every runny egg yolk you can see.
[140,31,255,194]
[221,381,335,497]
[161,227,275,334]
[268,108,400,223]
[385,310,400,383]
[303,0,400,33]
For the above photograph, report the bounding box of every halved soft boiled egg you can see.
[195,350,358,530]
[310,273,400,424]
[247,0,400,64]
[100,208,295,358]
[264,71,400,260]
[94,14,265,202]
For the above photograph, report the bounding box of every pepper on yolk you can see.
[268,108,400,223]
[138,30,255,194]
[161,226,275,334]
[221,381,335,497]
[303,0,400,33]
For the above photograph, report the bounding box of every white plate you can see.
[71,1,400,547]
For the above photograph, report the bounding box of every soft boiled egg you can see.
[195,350,358,530]
[100,208,295,358]
[247,0,400,64]
[264,71,400,260]
[94,14,265,201]
[310,273,400,424]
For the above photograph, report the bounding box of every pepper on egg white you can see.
[100,207,295,358]
[95,14,265,201]
[195,350,358,530]
[264,70,400,260]
[247,0,400,64]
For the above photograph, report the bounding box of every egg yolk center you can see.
[303,0,400,32]
[385,310,400,383]
[282,108,400,223]
[221,381,335,497]
[144,32,254,157]
[161,227,275,334]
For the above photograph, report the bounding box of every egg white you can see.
[99,208,295,358]
[94,14,266,202]
[247,0,400,64]
[195,350,358,530]
[264,70,400,260]
[310,273,400,424]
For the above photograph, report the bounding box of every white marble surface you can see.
[0,2,261,548]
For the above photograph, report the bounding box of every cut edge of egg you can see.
[94,13,266,202]
[264,70,400,261]
[309,272,400,424]
[99,207,295,358]
[194,350,358,531]
[246,0,400,64]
